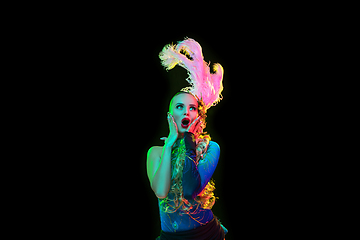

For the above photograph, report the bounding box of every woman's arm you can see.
[147,113,179,199]
[197,141,220,192]
[182,137,220,199]
[147,144,172,199]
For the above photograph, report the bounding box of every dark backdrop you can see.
[52,23,315,239]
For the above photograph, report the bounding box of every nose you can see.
[183,108,189,116]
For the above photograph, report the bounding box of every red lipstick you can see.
[181,117,191,128]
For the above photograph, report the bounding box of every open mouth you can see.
[181,117,191,128]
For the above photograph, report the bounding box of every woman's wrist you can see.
[164,141,174,150]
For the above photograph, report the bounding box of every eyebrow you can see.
[176,103,197,107]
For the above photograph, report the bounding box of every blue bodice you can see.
[158,193,214,232]
[158,135,221,233]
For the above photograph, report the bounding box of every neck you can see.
[178,132,185,139]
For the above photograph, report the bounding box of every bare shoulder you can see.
[147,146,163,161]
[146,146,163,183]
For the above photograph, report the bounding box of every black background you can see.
[44,15,321,239]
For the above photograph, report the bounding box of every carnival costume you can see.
[156,38,227,240]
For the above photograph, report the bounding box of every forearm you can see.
[151,144,172,198]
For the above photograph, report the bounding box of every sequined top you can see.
[158,133,220,232]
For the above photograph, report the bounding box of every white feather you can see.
[159,38,224,109]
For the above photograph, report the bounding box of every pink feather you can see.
[159,38,224,109]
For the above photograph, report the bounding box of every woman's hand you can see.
[187,116,201,134]
[160,113,178,147]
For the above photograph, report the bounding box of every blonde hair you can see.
[160,96,217,214]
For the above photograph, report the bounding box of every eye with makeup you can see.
[176,104,184,110]
[176,104,197,111]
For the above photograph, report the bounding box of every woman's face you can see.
[169,93,199,133]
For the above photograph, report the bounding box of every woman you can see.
[147,38,227,239]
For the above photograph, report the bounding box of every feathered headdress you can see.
[159,38,224,110]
